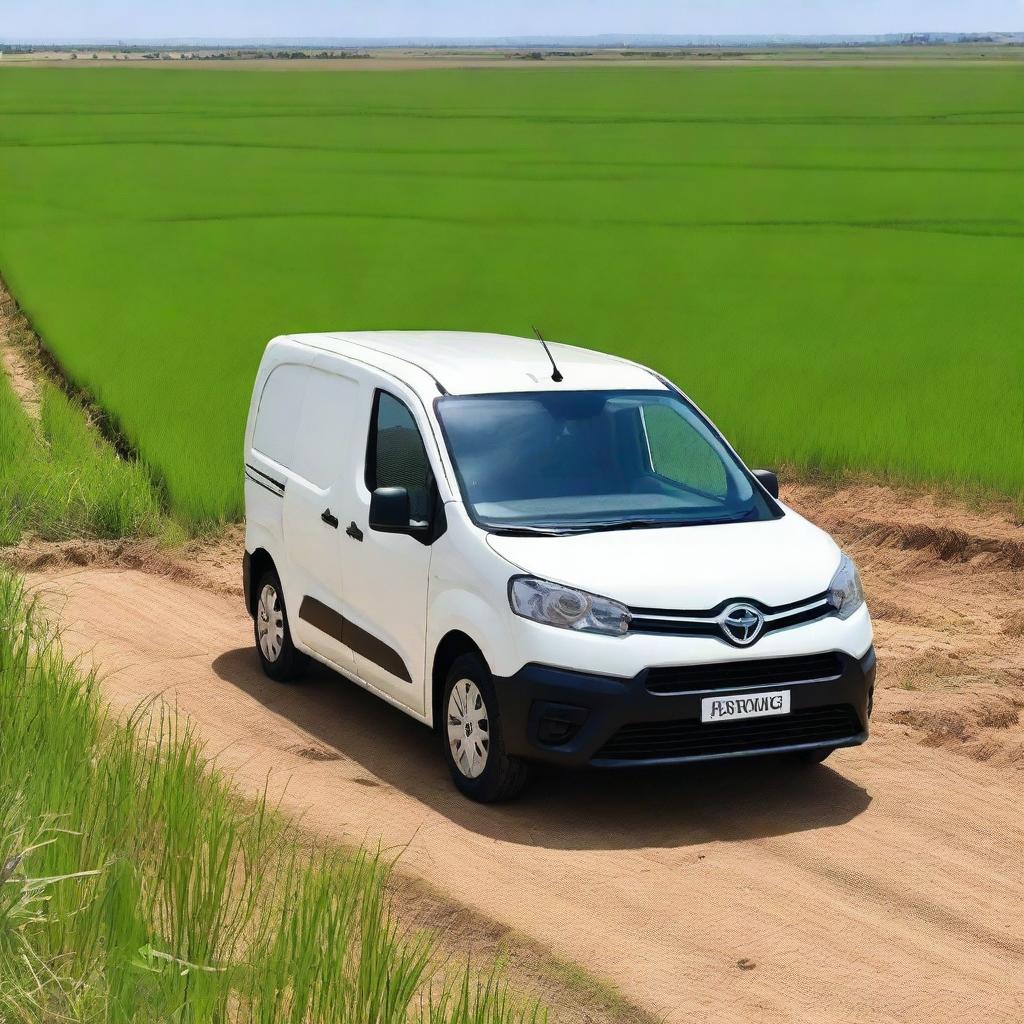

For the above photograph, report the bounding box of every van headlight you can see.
[508,577,631,637]
[828,554,865,620]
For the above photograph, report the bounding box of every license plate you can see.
[701,690,791,723]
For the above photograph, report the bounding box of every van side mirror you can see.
[753,470,780,499]
[369,487,428,534]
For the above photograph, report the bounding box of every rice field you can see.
[0,358,166,544]
[0,65,1022,526]
[0,569,544,1023]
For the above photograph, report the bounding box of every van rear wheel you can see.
[442,654,529,803]
[254,570,308,682]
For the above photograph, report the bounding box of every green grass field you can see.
[1,65,1022,526]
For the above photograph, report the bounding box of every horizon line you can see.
[4,30,1022,47]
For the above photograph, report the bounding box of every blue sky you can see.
[3,1,1023,41]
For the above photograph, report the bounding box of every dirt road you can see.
[14,484,1024,1023]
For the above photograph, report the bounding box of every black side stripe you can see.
[245,463,286,491]
[298,597,412,683]
[245,471,284,498]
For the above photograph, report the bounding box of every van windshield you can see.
[435,390,778,534]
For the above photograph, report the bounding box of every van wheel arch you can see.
[247,548,277,617]
[432,630,486,730]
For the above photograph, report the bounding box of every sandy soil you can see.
[0,286,42,417]
[789,483,1024,770]
[8,483,1023,1023]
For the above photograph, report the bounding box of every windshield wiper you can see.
[488,510,758,536]
[564,511,758,533]
[568,518,681,533]
[486,525,578,537]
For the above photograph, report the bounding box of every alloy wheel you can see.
[447,678,490,779]
[257,583,285,662]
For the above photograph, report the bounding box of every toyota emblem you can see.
[721,603,765,646]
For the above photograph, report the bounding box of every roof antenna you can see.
[532,326,563,383]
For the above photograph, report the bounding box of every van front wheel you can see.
[442,654,529,803]
[254,570,308,682]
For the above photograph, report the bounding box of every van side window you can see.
[366,392,433,520]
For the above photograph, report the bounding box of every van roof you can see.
[287,331,666,396]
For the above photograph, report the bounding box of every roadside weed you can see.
[0,570,543,1022]
[0,371,166,543]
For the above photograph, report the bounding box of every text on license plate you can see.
[701,690,791,723]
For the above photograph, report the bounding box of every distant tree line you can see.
[0,44,372,60]
[175,49,371,60]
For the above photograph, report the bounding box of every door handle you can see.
[346,521,363,542]
[321,509,339,529]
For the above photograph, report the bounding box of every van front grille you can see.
[627,592,833,646]
[594,704,862,763]
[645,653,843,695]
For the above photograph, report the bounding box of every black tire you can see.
[442,653,530,803]
[795,746,834,765]
[253,569,308,682]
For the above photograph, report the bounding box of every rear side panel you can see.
[244,337,300,575]
[280,357,361,670]
[244,341,360,676]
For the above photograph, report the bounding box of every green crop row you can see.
[0,569,544,1023]
[1,65,1022,527]
[0,367,166,544]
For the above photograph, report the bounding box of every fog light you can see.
[535,703,589,747]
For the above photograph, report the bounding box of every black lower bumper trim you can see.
[491,646,875,768]
[594,704,863,764]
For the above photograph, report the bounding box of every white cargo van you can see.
[244,332,874,802]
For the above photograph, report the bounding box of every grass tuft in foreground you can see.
[0,570,544,1023]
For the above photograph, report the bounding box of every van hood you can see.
[485,508,842,610]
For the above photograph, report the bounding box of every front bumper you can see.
[492,646,875,767]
